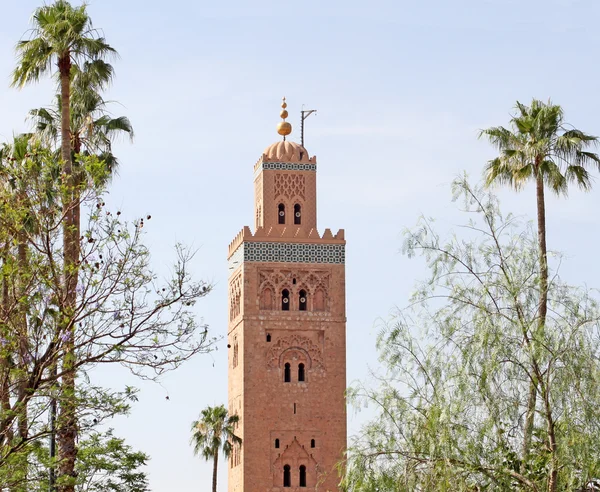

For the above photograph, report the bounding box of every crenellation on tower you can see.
[228,100,346,492]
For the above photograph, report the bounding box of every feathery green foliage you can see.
[479,100,600,490]
[343,178,600,492]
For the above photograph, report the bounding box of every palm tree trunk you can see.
[212,450,219,492]
[534,175,558,492]
[522,170,549,474]
[536,171,549,331]
[56,53,78,492]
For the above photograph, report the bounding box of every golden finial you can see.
[277,97,292,140]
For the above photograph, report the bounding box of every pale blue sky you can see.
[1,1,600,490]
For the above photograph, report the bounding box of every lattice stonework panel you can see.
[229,242,345,269]
[274,174,305,200]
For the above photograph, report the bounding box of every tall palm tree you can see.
[479,99,600,491]
[12,3,115,490]
[30,61,131,492]
[190,405,241,492]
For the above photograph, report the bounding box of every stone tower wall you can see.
[228,140,346,492]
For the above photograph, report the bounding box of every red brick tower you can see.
[227,99,346,491]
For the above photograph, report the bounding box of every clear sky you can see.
[1,0,600,490]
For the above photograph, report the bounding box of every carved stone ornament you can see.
[266,334,324,370]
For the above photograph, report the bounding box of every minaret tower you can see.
[227,99,347,491]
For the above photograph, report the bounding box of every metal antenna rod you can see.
[300,109,317,147]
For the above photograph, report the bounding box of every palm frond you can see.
[576,151,600,172]
[540,160,567,196]
[12,38,54,87]
[564,165,592,192]
[478,126,514,151]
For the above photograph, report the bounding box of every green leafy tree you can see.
[14,426,149,492]
[0,135,37,447]
[190,405,241,492]
[0,136,60,491]
[0,145,215,490]
[74,429,150,492]
[479,100,600,485]
[12,3,116,489]
[343,178,600,492]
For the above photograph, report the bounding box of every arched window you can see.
[266,333,271,342]
[311,439,315,448]
[299,289,307,311]
[298,363,305,382]
[278,203,286,224]
[275,438,280,449]
[281,289,290,311]
[294,204,302,225]
[299,465,307,487]
[284,363,291,383]
[260,287,273,310]
[314,288,325,311]
[283,465,291,487]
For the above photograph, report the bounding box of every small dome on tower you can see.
[263,140,312,163]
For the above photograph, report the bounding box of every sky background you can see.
[1,0,600,490]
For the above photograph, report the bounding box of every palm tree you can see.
[12,3,115,490]
[190,405,241,492]
[479,99,600,491]
[29,61,131,492]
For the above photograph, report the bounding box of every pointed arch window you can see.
[278,203,286,224]
[232,338,239,368]
[298,363,305,382]
[283,465,291,487]
[299,289,307,311]
[314,288,326,311]
[281,289,290,311]
[260,287,273,310]
[299,465,307,487]
[294,203,302,225]
[284,363,291,383]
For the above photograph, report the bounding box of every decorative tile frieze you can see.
[259,162,317,172]
[229,241,345,269]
